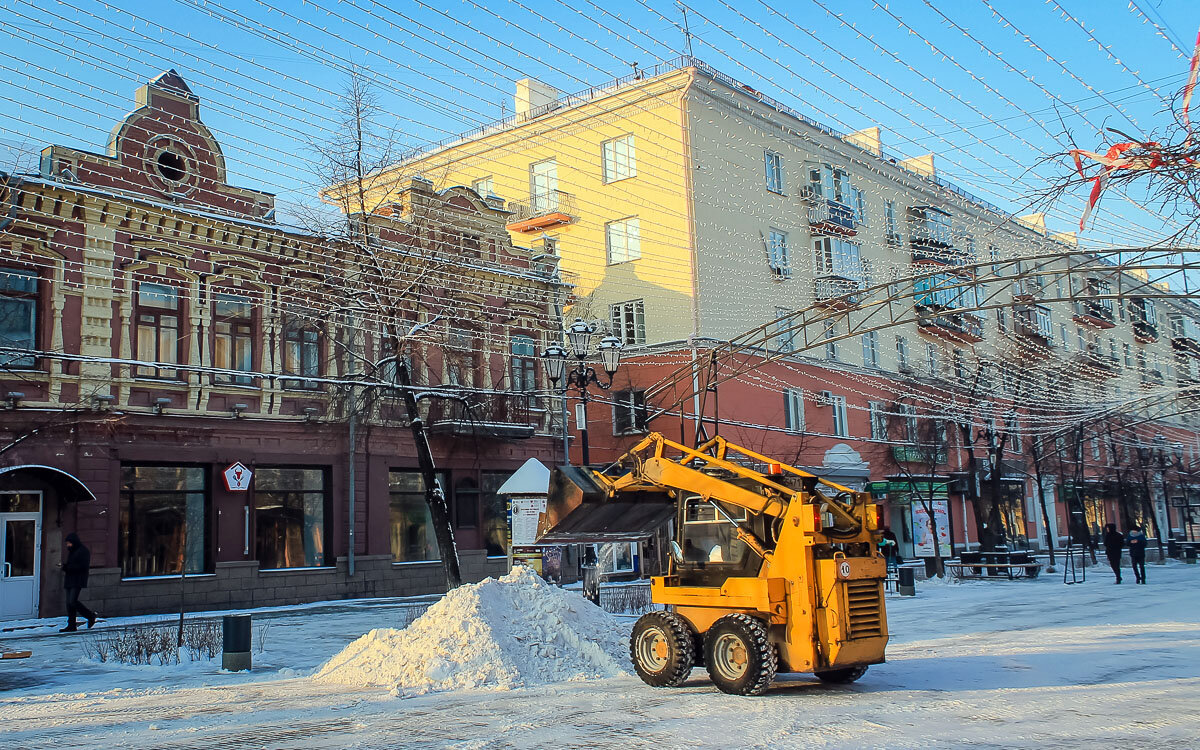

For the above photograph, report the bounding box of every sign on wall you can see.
[223,462,252,492]
[911,500,951,558]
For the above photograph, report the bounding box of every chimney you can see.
[515,78,560,118]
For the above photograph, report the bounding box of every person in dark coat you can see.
[1102,523,1124,584]
[61,532,96,632]
[1126,525,1149,584]
[880,526,903,567]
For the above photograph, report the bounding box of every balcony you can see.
[426,392,536,439]
[917,311,984,343]
[1140,369,1165,388]
[1133,320,1158,343]
[892,445,947,465]
[814,275,862,309]
[911,245,974,269]
[807,198,858,236]
[1014,305,1054,349]
[505,190,578,232]
[1074,346,1120,374]
[1169,316,1200,354]
[1010,278,1043,301]
[907,207,953,249]
[1072,300,1116,329]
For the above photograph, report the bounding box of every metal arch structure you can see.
[641,247,1200,442]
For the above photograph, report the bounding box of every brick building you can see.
[0,72,567,621]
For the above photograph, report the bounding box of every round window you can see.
[156,150,187,182]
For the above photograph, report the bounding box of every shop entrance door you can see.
[0,492,42,620]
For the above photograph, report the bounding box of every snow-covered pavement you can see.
[3,562,1198,749]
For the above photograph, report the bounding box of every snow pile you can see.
[312,566,630,695]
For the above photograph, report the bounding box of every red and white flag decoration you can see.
[1069,27,1200,230]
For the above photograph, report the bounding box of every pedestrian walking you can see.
[1126,525,1149,585]
[1103,523,1124,584]
[61,532,97,632]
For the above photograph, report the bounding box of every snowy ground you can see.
[3,562,1199,749]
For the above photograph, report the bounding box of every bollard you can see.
[581,564,600,605]
[222,614,252,672]
[897,566,916,597]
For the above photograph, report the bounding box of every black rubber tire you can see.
[815,665,868,684]
[703,613,777,696]
[629,611,695,688]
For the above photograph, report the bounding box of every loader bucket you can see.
[536,465,675,543]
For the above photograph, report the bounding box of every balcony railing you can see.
[1140,369,1165,387]
[1014,306,1054,347]
[917,311,984,342]
[505,190,578,232]
[1072,300,1116,328]
[807,198,858,234]
[1133,320,1158,343]
[426,392,536,439]
[814,275,862,306]
[911,246,973,267]
[1074,347,1120,373]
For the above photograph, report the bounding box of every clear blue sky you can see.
[0,0,1196,247]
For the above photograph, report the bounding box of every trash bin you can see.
[222,614,252,672]
[1185,546,1198,565]
[897,566,916,597]
[581,564,601,605]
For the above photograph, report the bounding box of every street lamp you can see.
[542,319,623,465]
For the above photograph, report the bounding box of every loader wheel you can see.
[703,613,777,696]
[815,665,868,684]
[630,611,695,687]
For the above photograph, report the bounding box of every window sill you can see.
[766,188,787,197]
[121,573,215,582]
[212,381,261,390]
[606,258,640,266]
[603,175,636,186]
[613,429,650,437]
[133,377,188,385]
[259,566,336,573]
[392,560,441,567]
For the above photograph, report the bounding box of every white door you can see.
[530,159,557,213]
[1,492,42,620]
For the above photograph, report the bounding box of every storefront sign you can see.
[223,462,252,492]
[912,500,951,558]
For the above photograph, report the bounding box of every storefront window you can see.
[481,471,509,557]
[389,471,446,563]
[254,467,329,569]
[119,465,209,577]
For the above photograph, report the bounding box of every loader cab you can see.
[673,494,769,586]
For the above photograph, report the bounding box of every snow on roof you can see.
[496,457,551,495]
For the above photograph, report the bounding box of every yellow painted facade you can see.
[383,69,698,344]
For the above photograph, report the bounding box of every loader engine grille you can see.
[845,580,884,639]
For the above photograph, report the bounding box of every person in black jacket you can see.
[1102,523,1124,584]
[1126,525,1149,584]
[61,532,96,632]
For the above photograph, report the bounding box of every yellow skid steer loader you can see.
[538,433,889,696]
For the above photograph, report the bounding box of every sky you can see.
[0,0,1197,248]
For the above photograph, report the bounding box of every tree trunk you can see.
[396,362,462,589]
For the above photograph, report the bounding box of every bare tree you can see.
[885,396,949,577]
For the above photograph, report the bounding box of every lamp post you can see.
[542,319,622,466]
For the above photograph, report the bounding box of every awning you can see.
[0,464,97,502]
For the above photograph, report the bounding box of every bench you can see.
[1,642,32,660]
[945,561,1042,580]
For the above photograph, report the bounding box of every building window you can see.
[600,542,636,574]
[774,307,795,353]
[764,150,784,194]
[997,308,1008,333]
[1060,324,1071,351]
[1091,438,1101,461]
[213,292,254,385]
[510,334,538,392]
[926,342,939,377]
[824,319,838,361]
[606,217,641,264]
[610,299,646,345]
[454,476,479,529]
[953,348,966,381]
[530,158,557,214]
[896,335,910,371]
[767,229,790,278]
[254,467,330,569]
[472,176,494,197]
[862,330,879,368]
[812,236,862,280]
[784,389,805,433]
[830,395,849,437]
[850,186,866,225]
[901,404,919,443]
[389,471,443,563]
[282,315,320,389]
[135,282,181,378]
[482,471,509,557]
[869,401,888,440]
[1123,342,1133,367]
[119,465,209,578]
[445,327,476,387]
[1007,418,1021,453]
[602,134,636,183]
[884,201,899,244]
[0,268,38,368]
[613,389,649,434]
